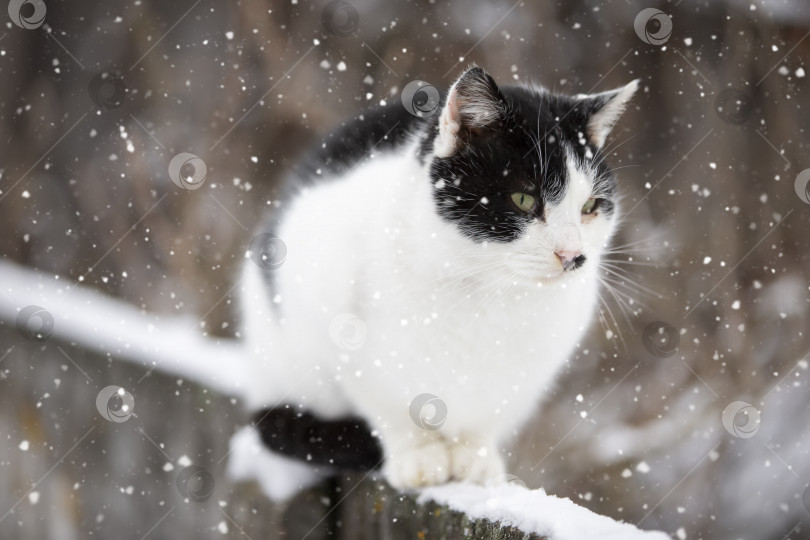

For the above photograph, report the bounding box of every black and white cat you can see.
[239,66,638,489]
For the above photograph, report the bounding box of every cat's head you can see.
[423,66,638,284]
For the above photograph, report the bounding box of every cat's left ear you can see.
[434,66,506,157]
[577,79,640,148]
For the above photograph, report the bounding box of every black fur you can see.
[253,405,383,471]
[425,68,618,243]
[279,68,620,246]
[297,103,422,181]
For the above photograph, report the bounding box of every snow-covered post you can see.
[278,474,671,539]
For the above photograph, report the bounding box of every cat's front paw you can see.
[385,442,451,489]
[449,443,505,484]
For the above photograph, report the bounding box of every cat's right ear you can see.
[576,80,640,148]
[434,66,505,157]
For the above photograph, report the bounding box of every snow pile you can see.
[0,260,249,397]
[226,426,330,501]
[419,483,671,540]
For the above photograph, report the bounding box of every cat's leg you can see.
[447,433,505,484]
[379,424,452,489]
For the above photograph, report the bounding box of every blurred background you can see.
[1,0,809,538]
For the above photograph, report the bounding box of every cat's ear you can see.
[434,66,505,157]
[577,79,639,148]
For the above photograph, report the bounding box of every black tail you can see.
[252,405,383,471]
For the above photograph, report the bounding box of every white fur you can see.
[226,426,329,500]
[434,93,462,158]
[239,129,619,489]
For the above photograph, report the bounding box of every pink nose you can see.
[555,250,584,271]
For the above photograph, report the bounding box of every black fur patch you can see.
[296,103,421,181]
[266,72,622,249]
[425,81,619,243]
[253,406,383,471]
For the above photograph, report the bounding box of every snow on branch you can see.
[0,259,249,397]
[418,483,671,540]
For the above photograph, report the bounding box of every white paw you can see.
[449,443,505,484]
[385,442,451,489]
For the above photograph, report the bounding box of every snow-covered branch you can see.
[0,259,248,397]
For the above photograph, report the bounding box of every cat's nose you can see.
[555,250,585,271]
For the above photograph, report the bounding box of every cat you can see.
[239,65,638,489]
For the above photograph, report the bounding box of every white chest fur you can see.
[240,147,599,451]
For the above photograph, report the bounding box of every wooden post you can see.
[282,475,546,539]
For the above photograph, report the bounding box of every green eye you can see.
[581,197,599,214]
[511,192,536,212]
